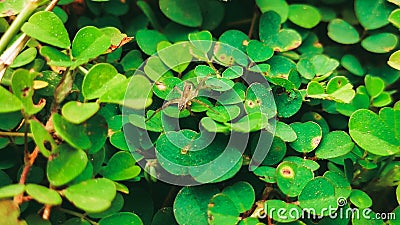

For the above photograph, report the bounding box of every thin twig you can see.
[248,9,258,39]
[0,131,33,137]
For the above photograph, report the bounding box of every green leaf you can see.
[315,131,354,159]
[326,76,355,103]
[276,161,314,197]
[298,177,338,216]
[264,200,302,223]
[388,50,400,70]
[349,109,400,156]
[283,156,320,171]
[289,121,322,153]
[62,101,100,124]
[246,40,274,62]
[275,90,302,118]
[389,9,400,28]
[30,120,57,158]
[82,63,121,100]
[21,11,70,48]
[63,218,91,225]
[324,171,352,199]
[151,207,178,225]
[72,26,111,62]
[10,47,37,68]
[0,86,23,113]
[105,75,152,109]
[372,91,392,107]
[219,30,249,52]
[136,30,168,55]
[64,178,116,213]
[100,151,141,181]
[365,75,385,98]
[255,137,286,166]
[47,144,88,186]
[159,0,202,27]
[349,189,372,209]
[39,46,73,67]
[53,113,91,149]
[173,186,219,225]
[11,69,45,115]
[0,184,25,198]
[288,4,321,29]
[208,193,240,225]
[99,212,143,225]
[256,0,288,23]
[361,33,398,53]
[158,42,192,73]
[275,122,297,142]
[222,182,255,213]
[189,30,213,54]
[0,200,27,225]
[327,19,360,44]
[121,50,143,72]
[253,166,276,183]
[341,54,365,76]
[245,83,276,118]
[25,184,62,205]
[355,0,395,30]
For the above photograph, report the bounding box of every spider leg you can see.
[191,98,219,114]
[174,86,183,95]
[145,98,180,122]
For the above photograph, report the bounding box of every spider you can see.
[145,77,217,121]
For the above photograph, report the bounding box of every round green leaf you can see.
[208,193,240,225]
[256,0,288,23]
[99,212,143,225]
[159,0,202,27]
[372,91,392,107]
[174,186,219,225]
[62,101,100,124]
[246,40,274,62]
[64,178,116,213]
[86,115,108,154]
[275,121,297,142]
[328,19,360,44]
[222,182,255,213]
[315,131,354,159]
[276,161,314,197]
[121,50,143,72]
[245,83,276,118]
[0,184,25,199]
[341,54,365,76]
[53,113,91,150]
[389,9,400,28]
[349,189,372,208]
[82,63,119,100]
[21,11,70,48]
[264,200,302,223]
[301,112,330,136]
[189,30,213,53]
[206,105,240,123]
[39,46,73,67]
[0,86,23,113]
[25,184,62,205]
[100,151,141,181]
[365,75,385,98]
[349,109,400,156]
[72,26,111,61]
[388,50,400,70]
[10,48,37,68]
[253,166,276,183]
[289,121,322,153]
[136,30,168,55]
[47,144,88,186]
[30,120,57,158]
[324,171,352,199]
[361,33,398,53]
[288,4,321,28]
[298,177,338,216]
[355,0,394,30]
[275,90,302,118]
[158,42,192,73]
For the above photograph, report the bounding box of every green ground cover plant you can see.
[0,0,399,224]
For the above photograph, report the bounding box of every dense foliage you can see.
[0,0,400,224]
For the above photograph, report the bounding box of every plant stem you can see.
[0,1,38,54]
[0,131,33,137]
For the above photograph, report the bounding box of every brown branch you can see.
[248,9,259,39]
